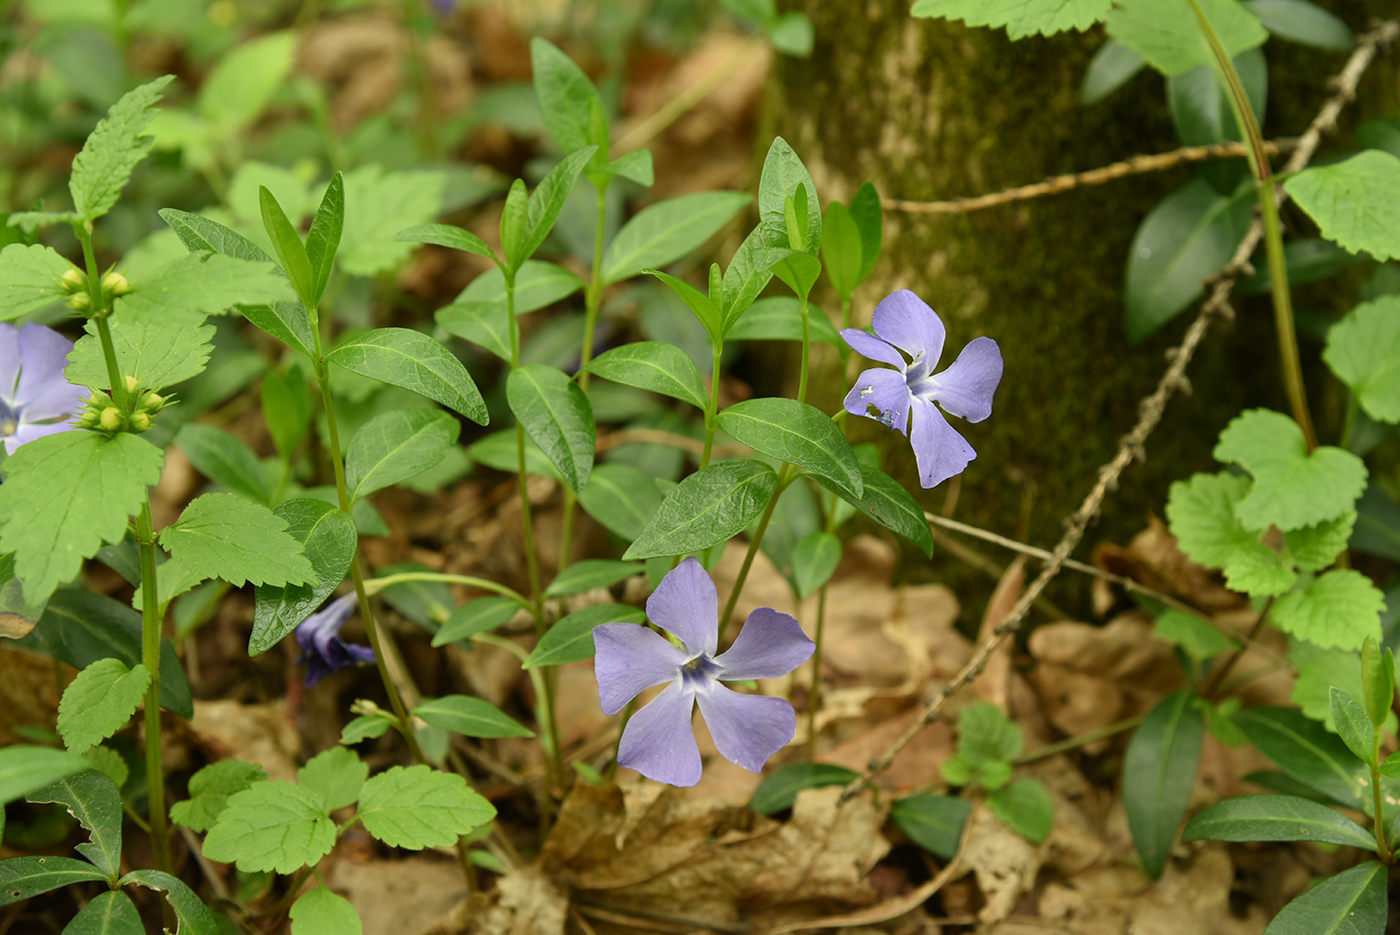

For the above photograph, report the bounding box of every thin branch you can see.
[839,21,1398,802]
[884,138,1296,215]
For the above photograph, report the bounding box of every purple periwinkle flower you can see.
[841,289,1003,489]
[0,322,84,454]
[295,593,376,687]
[593,558,814,787]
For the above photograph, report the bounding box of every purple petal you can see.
[645,557,717,656]
[593,623,688,716]
[839,328,905,369]
[617,680,702,786]
[14,323,81,420]
[695,684,796,773]
[714,607,813,681]
[909,396,976,488]
[843,367,913,435]
[4,420,75,454]
[871,290,945,376]
[0,324,20,407]
[927,337,1002,423]
[296,593,357,655]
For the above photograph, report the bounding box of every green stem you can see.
[1188,0,1317,451]
[74,227,131,412]
[700,341,723,470]
[1371,755,1393,862]
[363,572,531,609]
[1014,714,1147,766]
[717,465,794,642]
[1340,395,1359,451]
[797,293,810,404]
[135,500,173,876]
[804,584,827,759]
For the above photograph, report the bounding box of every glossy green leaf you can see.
[646,269,722,343]
[259,185,315,308]
[912,0,1109,37]
[578,461,663,540]
[623,460,778,559]
[0,746,87,806]
[1286,150,1400,262]
[545,560,642,598]
[431,597,519,647]
[414,695,533,738]
[328,328,487,424]
[1167,48,1266,147]
[175,423,271,504]
[1242,0,1353,50]
[506,364,595,493]
[57,658,149,756]
[791,531,841,598]
[393,222,496,262]
[62,890,143,935]
[888,793,971,859]
[719,398,863,499]
[1233,706,1367,810]
[250,499,357,655]
[69,75,174,222]
[821,202,862,299]
[344,409,460,503]
[170,759,268,832]
[202,781,335,873]
[357,765,496,849]
[119,869,219,935]
[305,171,344,308]
[750,763,859,815]
[0,856,108,907]
[764,247,823,298]
[30,770,123,878]
[1263,861,1385,935]
[724,296,842,346]
[601,192,751,285]
[523,603,646,667]
[1184,793,1374,849]
[530,38,605,155]
[160,493,316,588]
[813,462,935,557]
[1330,686,1377,764]
[1123,691,1204,878]
[1105,0,1268,76]
[507,147,597,270]
[758,138,821,254]
[720,226,775,332]
[1081,40,1146,104]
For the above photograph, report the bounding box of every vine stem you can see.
[362,572,531,609]
[797,292,810,403]
[1371,753,1393,862]
[135,500,173,877]
[718,465,794,643]
[700,341,724,470]
[1187,0,1316,450]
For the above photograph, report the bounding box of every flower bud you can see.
[99,407,122,431]
[141,392,164,410]
[130,412,151,431]
[67,292,91,311]
[102,271,132,296]
[125,375,139,394]
[61,268,86,292]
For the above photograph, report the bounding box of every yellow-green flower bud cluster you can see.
[62,268,132,312]
[74,376,169,435]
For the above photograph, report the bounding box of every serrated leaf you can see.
[1272,569,1385,651]
[506,364,595,493]
[291,887,362,935]
[1284,512,1355,572]
[344,409,460,503]
[250,499,357,655]
[1233,706,1367,810]
[1286,150,1400,262]
[0,243,78,320]
[584,342,708,410]
[337,166,447,278]
[623,460,777,560]
[175,423,272,504]
[62,890,143,934]
[601,192,751,285]
[987,778,1054,843]
[0,856,109,907]
[29,770,123,878]
[751,763,860,816]
[414,695,533,738]
[170,759,268,832]
[1123,691,1204,878]
[1165,473,1295,595]
[1182,794,1374,849]
[69,75,174,222]
[524,603,646,667]
[1105,0,1267,76]
[298,747,367,812]
[57,658,149,755]
[1263,862,1386,935]
[719,398,863,499]
[957,702,1023,766]
[160,493,316,588]
[0,432,163,606]
[356,765,495,849]
[66,319,214,393]
[328,328,487,424]
[160,209,275,264]
[724,296,843,346]
[83,746,128,790]
[202,781,336,873]
[812,462,935,558]
[117,252,297,322]
[1324,296,1400,423]
[911,0,1110,37]
[577,461,662,540]
[1213,409,1368,531]
[119,869,218,935]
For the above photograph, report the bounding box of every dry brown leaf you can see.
[1093,517,1245,614]
[426,865,568,935]
[961,807,1042,926]
[325,856,469,935]
[186,699,301,782]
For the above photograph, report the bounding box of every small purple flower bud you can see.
[295,594,376,687]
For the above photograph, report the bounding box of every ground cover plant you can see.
[0,0,1398,932]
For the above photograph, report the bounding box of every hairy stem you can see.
[717,465,795,642]
[135,500,173,876]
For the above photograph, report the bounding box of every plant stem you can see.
[135,500,173,876]
[804,584,827,759]
[1371,755,1393,862]
[362,572,531,609]
[74,227,132,412]
[1014,714,1148,765]
[700,341,723,470]
[797,292,810,404]
[1188,0,1317,451]
[717,465,794,642]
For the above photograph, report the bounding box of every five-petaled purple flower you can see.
[0,322,84,454]
[841,290,1003,489]
[594,558,814,787]
[295,593,376,687]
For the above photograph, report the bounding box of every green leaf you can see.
[1235,238,1365,296]
[0,856,109,907]
[175,423,271,504]
[57,658,149,756]
[1165,473,1295,596]
[721,227,775,332]
[83,746,128,791]
[305,172,344,309]
[955,702,1023,766]
[524,603,646,667]
[29,770,123,878]
[763,248,823,299]
[341,715,395,745]
[758,138,821,254]
[262,367,313,459]
[62,890,144,935]
[1324,296,1400,424]
[431,597,520,647]
[1272,569,1385,651]
[260,186,315,307]
[1286,150,1400,262]
[328,328,487,424]
[344,409,460,503]
[69,75,174,222]
[724,296,842,346]
[414,695,533,738]
[545,560,642,598]
[469,429,561,480]
[601,192,751,285]
[1329,686,1376,764]
[67,319,214,393]
[1154,610,1233,659]
[1105,0,1267,76]
[120,869,218,935]
[647,270,723,343]
[812,462,935,558]
[0,746,87,807]
[1213,409,1368,531]
[821,202,862,299]
[1284,512,1355,572]
[1242,0,1353,50]
[791,531,841,598]
[1263,862,1386,935]
[33,590,192,718]
[356,765,496,849]
[1125,177,1255,341]
[1081,40,1146,104]
[623,460,777,560]
[298,747,368,812]
[160,493,315,588]
[506,364,595,493]
[394,223,496,262]
[1168,48,1266,149]
[161,208,273,263]
[291,887,362,935]
[1123,691,1204,879]
[1353,483,1400,561]
[118,252,296,322]
[578,461,663,540]
[1361,636,1392,730]
[0,243,78,320]
[1233,706,1367,810]
[766,11,814,55]
[912,0,1109,37]
[750,763,859,815]
[202,781,336,873]
[170,760,268,832]
[583,342,707,410]
[888,794,971,859]
[244,301,318,359]
[849,181,882,283]
[1292,641,1374,730]
[337,166,447,278]
[1183,793,1374,850]
[530,38,606,156]
[0,432,163,606]
[601,149,654,186]
[250,499,357,655]
[719,398,863,499]
[987,778,1054,843]
[502,148,597,271]
[199,31,294,130]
